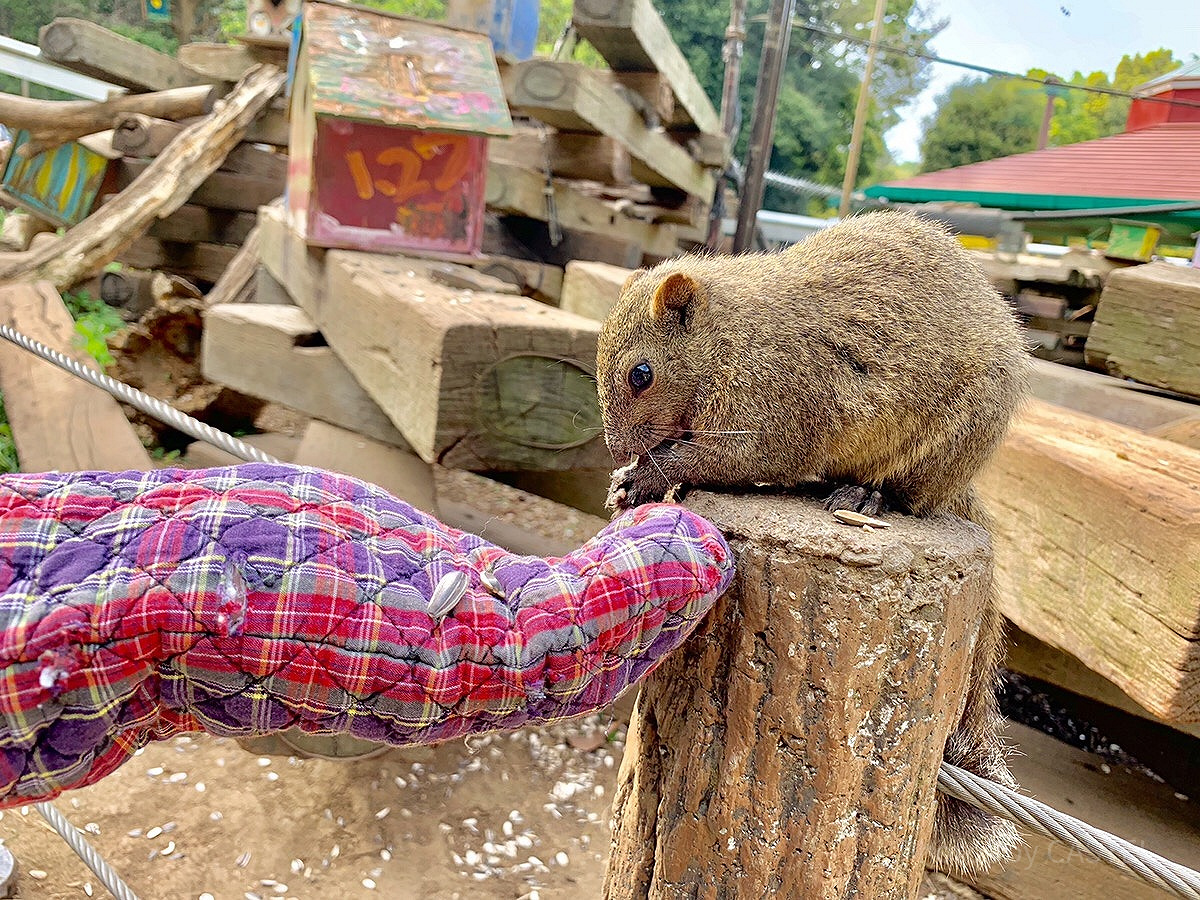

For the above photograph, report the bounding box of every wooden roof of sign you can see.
[297,0,513,137]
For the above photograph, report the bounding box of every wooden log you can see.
[967,723,1200,900]
[119,237,239,284]
[1085,261,1200,399]
[147,204,258,245]
[502,60,714,198]
[322,252,609,471]
[0,86,213,158]
[294,420,436,514]
[0,281,151,471]
[606,492,990,898]
[0,65,286,291]
[571,0,720,135]
[116,157,284,212]
[976,397,1200,726]
[201,302,412,449]
[486,160,678,259]
[561,258,634,321]
[39,18,210,92]
[202,227,260,307]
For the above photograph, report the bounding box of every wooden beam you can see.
[114,115,288,179]
[1085,261,1200,399]
[0,86,213,158]
[39,18,210,92]
[322,252,610,471]
[1027,358,1200,434]
[119,237,239,284]
[502,60,714,198]
[572,0,720,135]
[560,258,633,321]
[0,281,151,471]
[146,204,258,245]
[605,70,674,126]
[607,492,990,897]
[977,397,1200,726]
[0,65,286,291]
[466,255,563,304]
[116,157,284,213]
[202,226,259,307]
[201,301,414,449]
[485,160,678,259]
[488,127,633,185]
[178,41,289,83]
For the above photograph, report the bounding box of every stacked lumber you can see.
[485,0,726,265]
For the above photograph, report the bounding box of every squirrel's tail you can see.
[927,489,1021,876]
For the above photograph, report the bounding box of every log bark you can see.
[606,492,991,899]
[0,86,213,158]
[39,17,209,92]
[0,65,285,292]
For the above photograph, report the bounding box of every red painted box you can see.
[286,1,512,258]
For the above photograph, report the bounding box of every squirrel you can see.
[595,209,1028,877]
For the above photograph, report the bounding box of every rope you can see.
[939,763,1200,899]
[36,803,140,900]
[4,321,1200,898]
[0,323,281,465]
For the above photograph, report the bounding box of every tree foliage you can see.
[919,49,1182,173]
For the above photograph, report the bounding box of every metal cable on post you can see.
[0,323,280,465]
[36,802,140,900]
[939,762,1200,900]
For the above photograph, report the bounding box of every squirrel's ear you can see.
[650,272,699,320]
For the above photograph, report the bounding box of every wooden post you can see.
[606,492,992,899]
[838,0,886,219]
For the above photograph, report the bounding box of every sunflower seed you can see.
[428,571,469,619]
[832,509,890,529]
[480,566,505,598]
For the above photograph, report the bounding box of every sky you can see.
[885,0,1200,163]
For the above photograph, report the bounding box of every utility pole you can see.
[1038,77,1063,149]
[838,0,886,219]
[705,0,750,248]
[732,0,796,253]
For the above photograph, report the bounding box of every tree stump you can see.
[605,493,993,900]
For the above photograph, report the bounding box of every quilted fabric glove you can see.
[0,464,734,807]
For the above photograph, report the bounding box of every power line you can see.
[794,21,1200,111]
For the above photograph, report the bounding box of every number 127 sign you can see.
[311,118,487,256]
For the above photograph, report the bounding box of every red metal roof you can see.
[872,122,1200,202]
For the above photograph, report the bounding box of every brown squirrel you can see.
[595,209,1027,877]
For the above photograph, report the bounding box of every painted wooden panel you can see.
[0,130,115,226]
[306,117,485,255]
[300,0,512,137]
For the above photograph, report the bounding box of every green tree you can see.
[918,76,1046,172]
[1051,49,1179,145]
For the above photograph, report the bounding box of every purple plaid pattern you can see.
[0,464,733,805]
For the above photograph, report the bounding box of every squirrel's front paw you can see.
[606,456,677,513]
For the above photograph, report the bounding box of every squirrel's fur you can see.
[596,210,1028,876]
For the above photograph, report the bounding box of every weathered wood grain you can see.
[1085,261,1200,399]
[201,301,412,449]
[119,237,239,284]
[977,397,1200,726]
[0,281,151,471]
[40,18,210,92]
[607,492,990,898]
[560,258,634,322]
[502,60,713,198]
[116,157,284,213]
[571,0,720,135]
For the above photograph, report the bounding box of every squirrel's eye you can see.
[628,361,654,396]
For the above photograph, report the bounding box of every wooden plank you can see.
[202,227,259,307]
[116,158,284,213]
[1004,625,1200,740]
[257,203,329,313]
[466,255,563,304]
[494,214,645,269]
[1085,261,1200,399]
[1149,417,1200,450]
[201,301,414,449]
[976,397,1200,726]
[320,253,609,471]
[605,70,674,126]
[39,18,210,92]
[294,420,436,514]
[114,116,289,180]
[243,102,290,147]
[0,281,151,471]
[120,237,238,284]
[968,723,1200,900]
[560,258,634,321]
[147,204,258,246]
[1027,358,1200,433]
[178,41,288,83]
[252,265,295,306]
[571,0,720,135]
[488,127,633,185]
[502,60,713,198]
[485,160,677,259]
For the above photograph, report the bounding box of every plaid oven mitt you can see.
[0,464,734,807]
